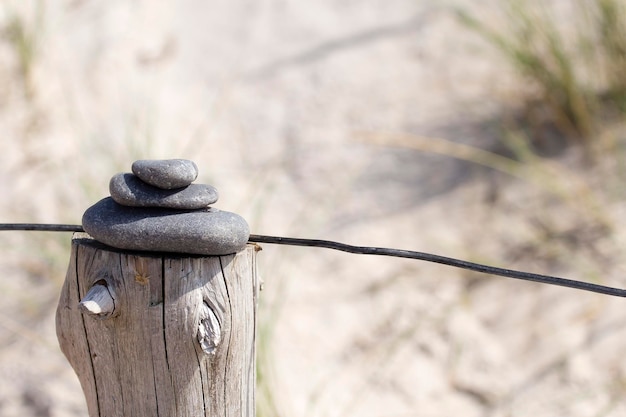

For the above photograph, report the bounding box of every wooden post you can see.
[56,233,259,417]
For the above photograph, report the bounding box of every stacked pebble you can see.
[82,159,250,256]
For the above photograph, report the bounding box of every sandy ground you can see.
[1,0,626,416]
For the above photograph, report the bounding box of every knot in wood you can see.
[198,301,221,355]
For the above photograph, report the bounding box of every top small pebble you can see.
[132,159,198,190]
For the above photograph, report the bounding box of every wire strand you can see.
[249,235,626,297]
[0,223,84,232]
[1,223,624,298]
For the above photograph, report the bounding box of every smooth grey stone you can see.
[82,197,250,256]
[110,173,218,209]
[132,159,199,189]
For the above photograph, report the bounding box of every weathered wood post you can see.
[56,160,258,417]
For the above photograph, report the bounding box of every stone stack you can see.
[82,159,250,256]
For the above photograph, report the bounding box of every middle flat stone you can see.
[110,173,219,209]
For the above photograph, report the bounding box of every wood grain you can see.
[56,234,258,417]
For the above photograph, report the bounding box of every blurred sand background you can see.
[1,0,626,416]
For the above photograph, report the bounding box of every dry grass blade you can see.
[0,311,53,349]
[3,0,44,99]
[597,0,626,107]
[456,0,626,148]
[355,130,612,228]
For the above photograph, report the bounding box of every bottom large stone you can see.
[82,197,250,255]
